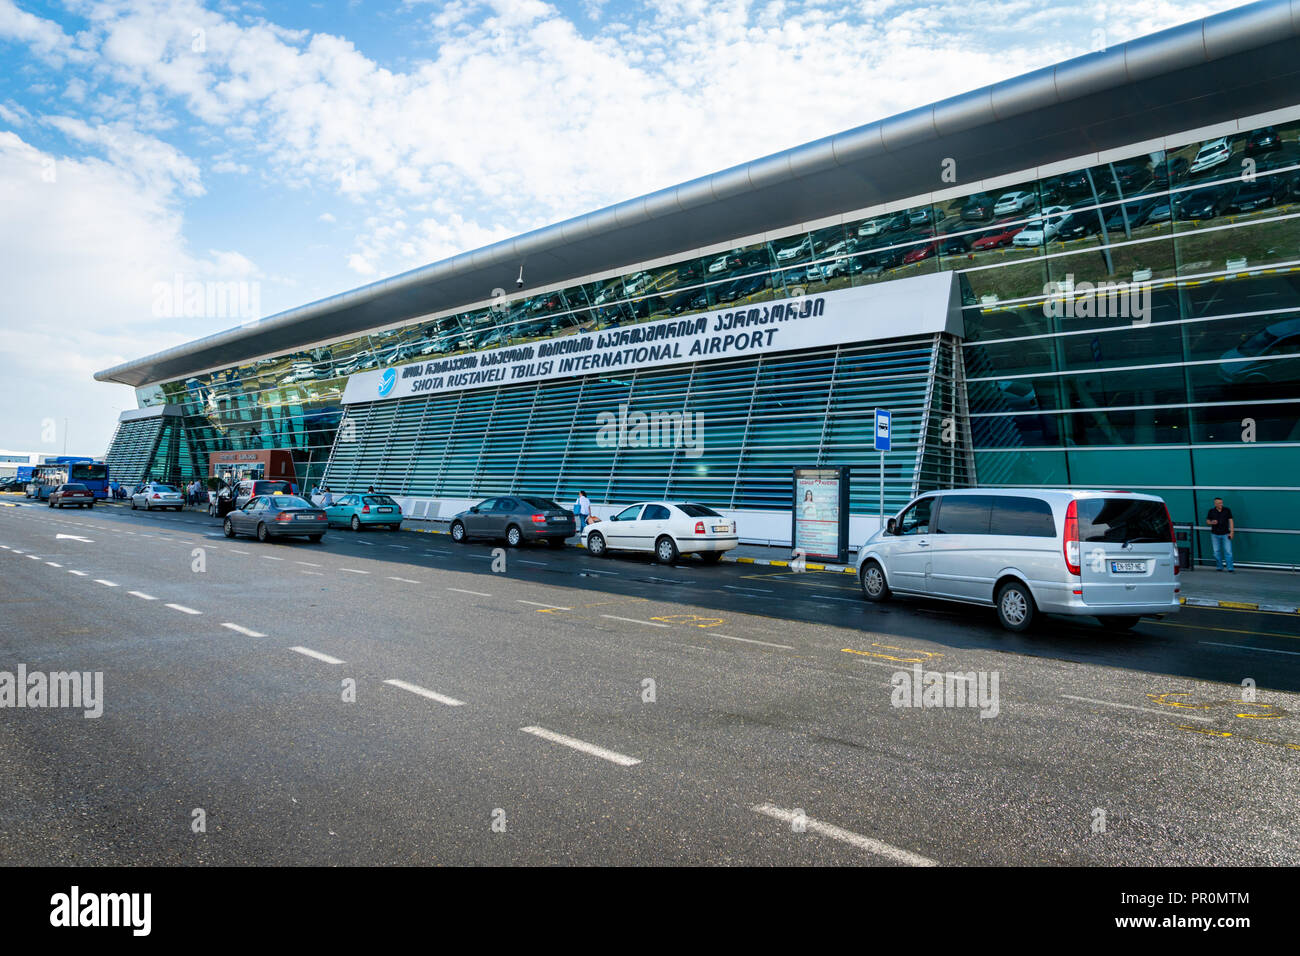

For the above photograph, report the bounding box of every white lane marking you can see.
[93,579,118,587]
[0,545,8,549]
[68,570,87,576]
[1060,695,1213,723]
[55,534,93,542]
[26,554,40,560]
[520,726,640,766]
[222,623,266,637]
[711,634,794,649]
[581,568,619,575]
[601,614,670,628]
[751,804,938,867]
[724,585,774,593]
[127,591,157,601]
[339,568,369,574]
[387,576,421,584]
[388,545,409,550]
[10,549,23,554]
[262,555,284,561]
[424,549,450,555]
[228,548,249,555]
[384,679,464,706]
[518,559,548,566]
[295,561,322,567]
[45,561,62,567]
[356,541,375,547]
[447,587,491,596]
[300,570,324,576]
[291,646,344,664]
[1200,640,1300,657]
[165,603,202,615]
[518,600,571,610]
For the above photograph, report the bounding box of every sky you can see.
[0,0,1241,456]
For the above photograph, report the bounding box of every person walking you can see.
[1206,496,1235,572]
[574,490,590,533]
[321,483,334,508]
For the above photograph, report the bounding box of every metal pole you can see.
[879,450,884,533]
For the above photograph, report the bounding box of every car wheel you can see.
[996,580,1036,632]
[130,498,136,510]
[586,531,607,557]
[655,536,679,564]
[256,523,270,543]
[351,515,361,532]
[1099,615,1140,631]
[450,521,466,543]
[506,525,522,548]
[699,551,723,564]
[47,499,53,507]
[223,518,236,538]
[860,561,890,602]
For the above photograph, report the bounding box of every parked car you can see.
[993,191,1037,216]
[1175,185,1233,220]
[902,240,941,265]
[1229,177,1282,212]
[1011,206,1071,246]
[1152,156,1190,185]
[971,219,1025,250]
[325,493,404,531]
[48,483,95,509]
[939,234,970,256]
[1054,206,1104,240]
[131,483,184,511]
[449,496,574,547]
[223,494,327,543]
[581,501,738,563]
[234,479,294,510]
[1218,316,1300,386]
[775,236,815,261]
[1100,200,1152,232]
[960,193,997,221]
[1245,126,1280,156]
[856,489,1179,632]
[1189,138,1231,174]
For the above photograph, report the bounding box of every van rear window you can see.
[1077,498,1170,543]
[989,496,1056,537]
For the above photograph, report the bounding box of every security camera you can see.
[515,265,525,289]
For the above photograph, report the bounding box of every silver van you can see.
[856,489,1180,632]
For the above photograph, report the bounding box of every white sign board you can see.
[342,271,959,405]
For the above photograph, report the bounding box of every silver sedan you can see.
[131,483,185,512]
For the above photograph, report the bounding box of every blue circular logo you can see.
[378,368,396,397]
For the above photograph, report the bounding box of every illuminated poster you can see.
[792,466,850,562]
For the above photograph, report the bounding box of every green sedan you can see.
[324,493,404,531]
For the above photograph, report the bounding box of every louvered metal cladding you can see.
[323,335,970,514]
[102,416,166,485]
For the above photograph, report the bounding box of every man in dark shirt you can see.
[1206,497,1235,572]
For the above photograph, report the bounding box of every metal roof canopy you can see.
[96,0,1300,389]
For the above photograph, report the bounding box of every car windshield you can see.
[363,495,398,506]
[63,484,88,491]
[271,496,314,509]
[255,482,292,494]
[1238,328,1280,355]
[521,497,562,510]
[676,503,722,517]
[152,485,176,492]
[1077,498,1171,544]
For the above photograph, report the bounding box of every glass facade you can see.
[122,113,1300,566]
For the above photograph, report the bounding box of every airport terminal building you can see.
[96,0,1300,566]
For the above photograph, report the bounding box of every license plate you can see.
[713,525,729,532]
[295,514,315,520]
[377,507,393,513]
[1110,560,1147,573]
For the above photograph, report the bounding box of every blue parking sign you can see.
[874,408,891,451]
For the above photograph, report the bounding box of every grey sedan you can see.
[131,483,185,511]
[449,495,574,547]
[223,495,328,543]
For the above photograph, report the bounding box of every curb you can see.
[1180,596,1300,614]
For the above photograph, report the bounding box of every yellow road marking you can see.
[1150,619,1300,641]
[650,614,725,628]
[842,643,942,664]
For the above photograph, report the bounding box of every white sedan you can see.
[1011,205,1070,246]
[582,502,738,563]
[131,483,185,511]
[993,191,1036,216]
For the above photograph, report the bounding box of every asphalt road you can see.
[1,498,1298,865]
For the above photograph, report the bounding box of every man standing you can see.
[574,490,590,533]
[1206,496,1235,572]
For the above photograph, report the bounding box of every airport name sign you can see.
[342,271,958,405]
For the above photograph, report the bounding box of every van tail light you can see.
[531,513,546,524]
[694,521,705,534]
[1164,502,1180,575]
[362,504,370,514]
[1063,500,1081,576]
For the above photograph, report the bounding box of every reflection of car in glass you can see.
[582,502,738,564]
[1175,185,1233,220]
[450,496,575,547]
[1245,126,1280,156]
[707,252,741,274]
[1100,200,1152,232]
[1228,177,1283,212]
[939,234,970,255]
[716,273,770,301]
[1054,205,1103,240]
[901,240,941,264]
[1142,197,1173,224]
[993,191,1036,216]
[996,380,1039,412]
[775,236,814,261]
[1152,156,1190,185]
[960,193,996,221]
[668,287,710,314]
[326,494,404,531]
[1012,206,1070,246]
[857,218,888,237]
[971,219,1025,250]
[1218,317,1300,386]
[1189,138,1231,174]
